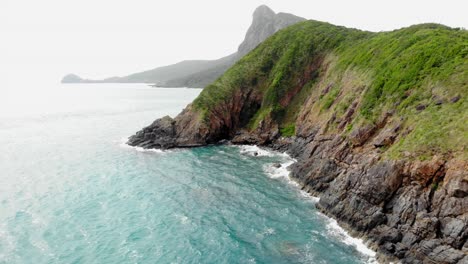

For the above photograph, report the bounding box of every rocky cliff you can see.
[62,5,305,88]
[127,21,468,263]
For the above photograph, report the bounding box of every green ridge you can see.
[192,20,467,159]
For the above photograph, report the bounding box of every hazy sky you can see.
[1,0,467,85]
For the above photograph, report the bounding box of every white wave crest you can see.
[263,160,295,180]
[238,145,277,157]
[242,144,376,261]
[240,145,321,202]
[323,215,377,260]
[118,137,165,153]
[299,190,320,203]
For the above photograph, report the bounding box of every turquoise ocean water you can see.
[0,84,376,263]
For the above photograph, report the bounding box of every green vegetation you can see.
[280,124,296,137]
[336,24,467,120]
[192,20,467,157]
[321,86,340,110]
[387,99,467,159]
[431,182,440,191]
[193,21,370,119]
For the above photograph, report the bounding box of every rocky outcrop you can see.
[128,106,211,148]
[284,127,467,263]
[62,5,305,87]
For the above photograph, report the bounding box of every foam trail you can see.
[238,145,290,158]
[117,137,166,153]
[263,160,296,180]
[239,144,376,262]
[239,145,321,202]
[239,145,299,186]
[299,190,320,203]
[323,214,378,261]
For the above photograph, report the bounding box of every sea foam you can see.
[118,137,166,153]
[239,144,377,262]
[323,214,378,262]
[239,145,278,157]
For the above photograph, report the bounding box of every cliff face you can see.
[128,21,468,263]
[283,120,468,264]
[62,5,305,88]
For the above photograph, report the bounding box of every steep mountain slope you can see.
[128,20,468,263]
[62,5,305,88]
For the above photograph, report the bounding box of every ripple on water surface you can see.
[0,85,376,263]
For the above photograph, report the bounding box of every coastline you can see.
[122,139,380,263]
[125,109,467,264]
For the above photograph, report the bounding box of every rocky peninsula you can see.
[128,19,467,263]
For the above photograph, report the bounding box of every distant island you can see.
[62,5,305,88]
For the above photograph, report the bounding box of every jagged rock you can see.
[418,239,441,255]
[432,95,444,105]
[373,123,401,147]
[410,213,439,240]
[127,115,177,149]
[382,242,396,253]
[427,245,466,263]
[450,95,461,103]
[372,226,402,245]
[416,104,427,111]
[448,179,468,198]
[395,243,408,258]
[338,101,358,130]
[459,256,468,264]
[440,217,467,248]
[401,232,420,246]
[349,125,376,146]
[321,83,333,95]
[405,156,445,185]
[232,131,262,144]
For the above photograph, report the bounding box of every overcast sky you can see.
[1,0,467,85]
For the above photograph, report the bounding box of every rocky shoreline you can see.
[127,20,467,263]
[127,110,467,263]
[270,136,466,264]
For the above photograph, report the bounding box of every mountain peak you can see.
[237,5,305,56]
[253,5,275,19]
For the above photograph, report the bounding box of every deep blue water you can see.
[0,84,376,263]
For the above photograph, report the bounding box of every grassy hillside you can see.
[192,20,467,159]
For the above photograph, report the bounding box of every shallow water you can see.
[0,84,376,263]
